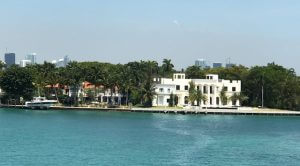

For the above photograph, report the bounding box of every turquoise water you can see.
[0,109,300,165]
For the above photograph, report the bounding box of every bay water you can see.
[0,108,300,165]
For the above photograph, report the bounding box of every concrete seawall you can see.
[1,105,300,116]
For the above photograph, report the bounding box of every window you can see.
[197,86,200,90]
[176,85,180,90]
[184,96,189,104]
[210,86,213,94]
[224,87,228,91]
[210,76,213,80]
[159,88,163,92]
[185,85,188,90]
[232,87,236,92]
[232,99,237,106]
[223,99,228,105]
[230,80,232,83]
[204,86,207,94]
[167,89,171,93]
[167,99,170,103]
[216,97,220,105]
[178,75,181,79]
[210,97,212,105]
[103,96,107,102]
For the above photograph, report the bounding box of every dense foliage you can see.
[0,59,299,110]
[0,65,35,103]
[185,63,300,110]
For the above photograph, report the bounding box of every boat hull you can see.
[25,101,57,109]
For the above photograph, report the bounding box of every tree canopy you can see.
[0,60,299,110]
[0,65,34,102]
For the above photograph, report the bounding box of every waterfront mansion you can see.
[153,73,241,108]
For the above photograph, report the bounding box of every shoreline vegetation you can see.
[0,59,299,111]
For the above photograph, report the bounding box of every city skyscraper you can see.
[213,62,223,68]
[52,55,71,67]
[195,59,210,69]
[195,59,206,68]
[25,53,36,64]
[4,53,15,66]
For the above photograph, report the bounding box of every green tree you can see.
[161,59,174,77]
[244,63,299,110]
[141,78,156,107]
[119,64,133,105]
[63,61,84,106]
[188,81,197,105]
[185,66,206,79]
[169,92,174,107]
[0,66,35,103]
[27,62,56,97]
[220,87,228,105]
[230,92,248,106]
[80,62,107,101]
[195,89,207,106]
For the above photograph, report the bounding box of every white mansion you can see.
[153,73,241,108]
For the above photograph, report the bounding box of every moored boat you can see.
[25,97,57,109]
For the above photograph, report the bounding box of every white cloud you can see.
[173,20,180,26]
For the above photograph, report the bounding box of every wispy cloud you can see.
[173,20,180,26]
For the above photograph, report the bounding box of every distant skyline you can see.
[1,0,300,73]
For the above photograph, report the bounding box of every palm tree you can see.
[47,68,61,102]
[141,78,156,107]
[64,61,84,106]
[169,92,175,107]
[230,92,248,106]
[188,81,197,106]
[81,62,109,102]
[119,65,132,106]
[162,59,174,77]
[195,89,207,106]
[220,87,228,106]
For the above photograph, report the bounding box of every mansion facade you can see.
[153,73,241,108]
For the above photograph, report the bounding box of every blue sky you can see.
[1,0,300,73]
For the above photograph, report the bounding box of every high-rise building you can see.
[226,63,235,68]
[52,55,71,67]
[4,53,15,66]
[20,60,32,67]
[63,55,70,67]
[195,59,207,69]
[213,62,222,68]
[225,57,235,68]
[25,53,36,64]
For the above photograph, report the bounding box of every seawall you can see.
[1,105,300,116]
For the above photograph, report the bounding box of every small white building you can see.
[153,73,241,108]
[20,60,32,67]
[51,55,70,67]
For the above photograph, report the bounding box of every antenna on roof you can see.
[225,57,231,64]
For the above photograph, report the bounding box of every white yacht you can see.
[25,97,57,109]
